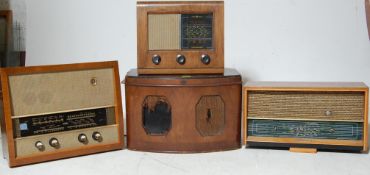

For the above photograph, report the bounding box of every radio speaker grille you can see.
[148,14,181,50]
[247,91,365,121]
[8,68,115,116]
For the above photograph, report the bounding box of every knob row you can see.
[152,54,211,65]
[34,132,103,151]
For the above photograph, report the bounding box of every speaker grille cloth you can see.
[247,91,364,121]
[8,68,115,116]
[148,14,181,50]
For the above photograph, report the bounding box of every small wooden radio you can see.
[137,0,224,74]
[124,68,241,152]
[243,82,369,153]
[0,61,124,167]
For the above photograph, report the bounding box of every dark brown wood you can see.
[124,68,241,152]
[243,81,369,152]
[0,10,12,67]
[0,61,124,167]
[137,1,224,74]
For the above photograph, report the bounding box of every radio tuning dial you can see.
[92,132,103,142]
[201,54,211,65]
[35,141,45,151]
[49,138,60,148]
[78,133,88,144]
[152,55,161,65]
[176,55,186,65]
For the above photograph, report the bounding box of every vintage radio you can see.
[0,61,124,167]
[137,0,224,74]
[243,82,369,153]
[124,68,241,152]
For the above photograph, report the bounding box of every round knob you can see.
[201,54,211,65]
[176,55,186,65]
[152,55,161,65]
[325,110,332,116]
[92,132,102,142]
[35,141,45,151]
[78,134,88,144]
[49,138,60,148]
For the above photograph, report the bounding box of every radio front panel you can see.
[0,61,124,167]
[137,0,224,74]
[243,82,369,152]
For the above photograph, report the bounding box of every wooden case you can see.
[243,82,369,152]
[0,61,124,167]
[124,68,241,152]
[137,0,224,74]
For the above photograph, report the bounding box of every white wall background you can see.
[25,0,370,85]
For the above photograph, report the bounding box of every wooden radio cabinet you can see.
[137,0,224,74]
[124,68,241,152]
[243,82,369,152]
[0,61,124,167]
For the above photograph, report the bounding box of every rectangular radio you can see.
[124,68,241,152]
[137,0,224,74]
[0,61,124,167]
[243,82,369,153]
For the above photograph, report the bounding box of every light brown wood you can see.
[0,61,124,167]
[364,88,369,152]
[137,1,224,74]
[243,89,248,145]
[245,81,368,89]
[289,147,317,154]
[243,81,369,152]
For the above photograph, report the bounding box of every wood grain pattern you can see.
[243,81,369,152]
[137,1,224,74]
[125,68,241,152]
[196,95,225,136]
[0,61,124,167]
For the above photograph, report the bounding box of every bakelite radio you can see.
[0,61,124,167]
[137,0,224,74]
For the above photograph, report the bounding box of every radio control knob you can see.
[152,55,161,65]
[92,132,102,142]
[201,54,211,65]
[35,141,45,151]
[78,134,88,144]
[49,138,60,148]
[176,55,186,65]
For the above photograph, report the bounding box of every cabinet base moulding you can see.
[289,147,317,154]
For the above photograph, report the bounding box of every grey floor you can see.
[1,135,369,175]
